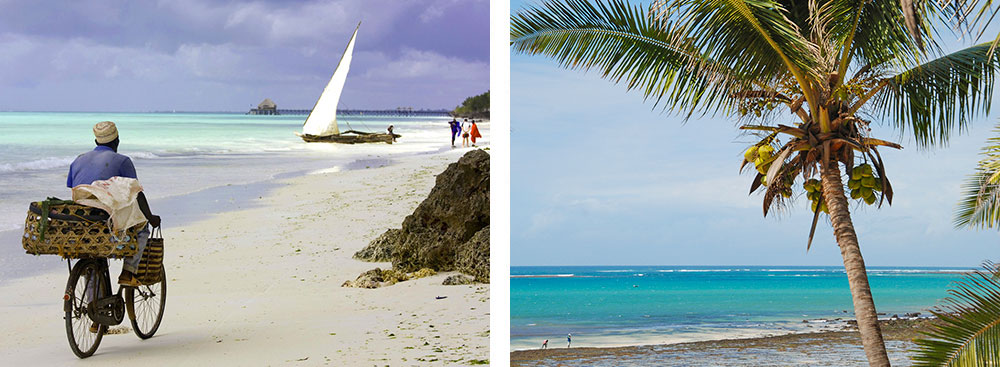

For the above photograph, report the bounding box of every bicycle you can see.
[62,246,167,358]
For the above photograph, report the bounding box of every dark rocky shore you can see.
[346,149,490,288]
[511,318,937,366]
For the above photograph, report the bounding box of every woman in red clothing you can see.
[470,120,483,146]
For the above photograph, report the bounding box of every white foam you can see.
[0,156,75,173]
[309,167,342,175]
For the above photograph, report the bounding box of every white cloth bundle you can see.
[71,176,147,233]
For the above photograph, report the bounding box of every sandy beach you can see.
[0,146,490,365]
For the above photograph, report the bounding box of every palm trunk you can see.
[821,160,890,366]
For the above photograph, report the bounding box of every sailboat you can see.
[296,23,400,144]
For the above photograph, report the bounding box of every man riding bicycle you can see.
[67,121,161,288]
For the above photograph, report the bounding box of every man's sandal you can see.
[118,273,141,287]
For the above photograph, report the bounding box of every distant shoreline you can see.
[511,318,935,366]
[511,265,977,271]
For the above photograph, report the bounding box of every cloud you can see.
[0,0,489,111]
[526,209,567,235]
[362,48,487,81]
[418,0,484,23]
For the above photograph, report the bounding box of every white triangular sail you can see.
[302,23,359,136]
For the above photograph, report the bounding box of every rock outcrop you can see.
[352,149,490,284]
[341,267,437,288]
[442,274,476,286]
[455,226,489,282]
[353,229,399,262]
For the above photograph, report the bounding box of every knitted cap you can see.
[93,121,118,144]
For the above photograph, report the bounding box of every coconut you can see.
[861,176,875,187]
[848,179,861,190]
[861,187,873,197]
[864,194,876,205]
[744,146,758,161]
[759,145,774,156]
[850,189,862,199]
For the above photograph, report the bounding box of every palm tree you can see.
[511,0,999,365]
[908,127,1000,365]
[956,124,1000,230]
[911,261,1000,366]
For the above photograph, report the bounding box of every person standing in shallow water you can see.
[448,119,460,147]
[470,120,482,146]
[542,339,548,349]
[462,119,471,147]
[567,333,572,348]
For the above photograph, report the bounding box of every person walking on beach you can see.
[68,121,161,288]
[448,118,460,147]
[567,333,572,348]
[469,120,482,146]
[462,119,471,147]
[542,339,548,349]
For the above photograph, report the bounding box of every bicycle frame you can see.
[66,258,127,327]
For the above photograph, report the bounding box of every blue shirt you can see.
[66,146,138,188]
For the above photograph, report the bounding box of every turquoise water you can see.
[0,111,473,282]
[0,112,455,229]
[511,265,970,350]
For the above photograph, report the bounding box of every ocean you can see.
[0,111,469,283]
[510,265,970,351]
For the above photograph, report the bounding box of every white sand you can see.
[0,147,490,365]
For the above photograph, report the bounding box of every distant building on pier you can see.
[249,98,279,115]
[246,98,450,117]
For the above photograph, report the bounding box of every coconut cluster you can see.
[802,178,827,213]
[745,144,774,176]
[849,164,882,205]
[745,143,792,197]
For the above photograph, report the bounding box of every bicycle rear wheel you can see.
[125,267,166,339]
[64,260,106,358]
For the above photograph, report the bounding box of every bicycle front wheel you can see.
[64,260,106,358]
[125,267,166,339]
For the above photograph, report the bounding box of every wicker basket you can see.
[22,200,140,259]
[136,228,163,285]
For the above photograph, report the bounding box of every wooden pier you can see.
[248,108,451,117]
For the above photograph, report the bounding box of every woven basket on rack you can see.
[22,200,140,259]
[135,228,163,285]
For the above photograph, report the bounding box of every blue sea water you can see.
[0,111,476,283]
[510,265,971,350]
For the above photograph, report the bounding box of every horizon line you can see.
[510,264,980,268]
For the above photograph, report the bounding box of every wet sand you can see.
[511,318,935,366]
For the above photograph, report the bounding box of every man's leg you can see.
[120,226,149,285]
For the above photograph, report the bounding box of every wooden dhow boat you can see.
[296,23,399,144]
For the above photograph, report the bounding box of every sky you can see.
[511,0,1000,267]
[0,0,489,112]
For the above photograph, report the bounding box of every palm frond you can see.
[874,42,1000,148]
[955,123,1000,229]
[511,0,750,114]
[652,0,822,114]
[652,0,820,75]
[845,0,936,67]
[912,261,1000,366]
